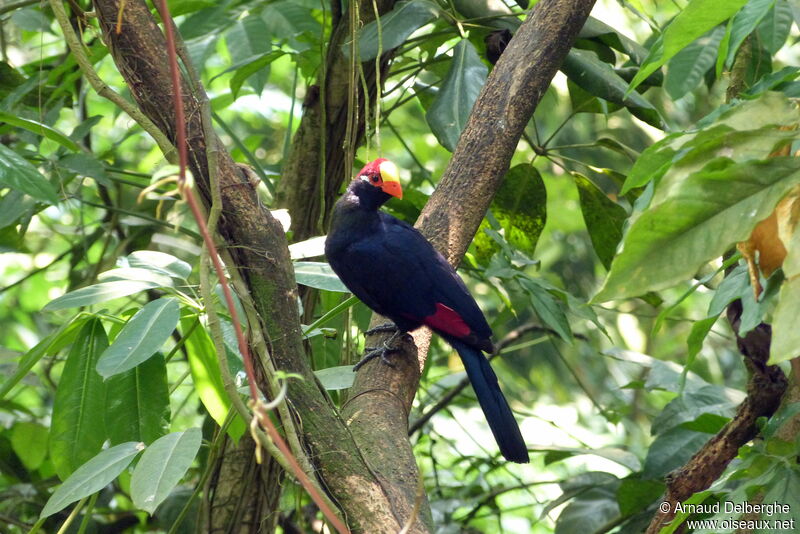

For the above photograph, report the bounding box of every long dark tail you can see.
[449,339,529,463]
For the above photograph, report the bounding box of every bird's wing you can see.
[378,215,493,344]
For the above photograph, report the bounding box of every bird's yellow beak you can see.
[378,160,403,199]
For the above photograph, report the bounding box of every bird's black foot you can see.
[364,322,398,336]
[353,343,400,371]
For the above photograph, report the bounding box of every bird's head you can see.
[348,158,403,207]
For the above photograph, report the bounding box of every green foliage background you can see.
[2,0,800,532]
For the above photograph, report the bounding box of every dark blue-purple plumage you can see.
[325,160,528,463]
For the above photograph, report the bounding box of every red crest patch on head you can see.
[357,158,387,177]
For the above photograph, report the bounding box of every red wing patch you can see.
[422,303,472,339]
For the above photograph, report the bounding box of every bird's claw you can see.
[354,341,400,371]
[364,322,398,336]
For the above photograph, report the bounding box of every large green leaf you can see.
[666,25,726,99]
[519,278,572,342]
[41,442,142,518]
[293,262,349,292]
[554,475,620,534]
[105,354,170,445]
[49,319,108,480]
[629,0,749,92]
[562,49,662,127]
[474,164,547,264]
[621,92,800,194]
[756,0,794,53]
[44,280,160,311]
[183,318,245,440]
[594,158,800,302]
[650,385,740,435]
[593,158,800,302]
[314,365,356,390]
[426,39,488,152]
[131,428,201,514]
[574,173,627,270]
[127,250,193,280]
[96,298,181,378]
[641,426,709,479]
[769,276,800,364]
[0,111,80,152]
[346,0,439,60]
[59,153,111,186]
[0,144,58,204]
[11,422,48,471]
[260,1,321,39]
[725,0,776,67]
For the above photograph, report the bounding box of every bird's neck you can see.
[330,193,382,234]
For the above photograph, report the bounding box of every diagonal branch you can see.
[341,0,597,526]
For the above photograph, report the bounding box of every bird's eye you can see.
[370,175,380,183]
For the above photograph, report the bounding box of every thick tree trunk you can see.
[88,0,597,531]
[91,1,417,532]
[345,0,598,521]
[277,0,396,243]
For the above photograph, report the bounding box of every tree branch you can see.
[89,1,414,531]
[342,0,597,527]
[645,301,787,533]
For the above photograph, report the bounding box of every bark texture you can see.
[645,302,787,534]
[91,1,416,531]
[277,0,396,242]
[342,0,598,523]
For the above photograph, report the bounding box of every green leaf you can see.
[0,316,87,400]
[621,93,800,195]
[642,426,709,479]
[616,478,664,517]
[183,318,245,441]
[562,49,662,128]
[554,476,620,534]
[294,262,349,292]
[230,50,285,98]
[474,164,547,264]
[49,319,108,480]
[769,276,800,364]
[11,8,52,32]
[131,428,201,514]
[574,173,627,270]
[519,278,572,342]
[666,25,726,99]
[127,250,193,280]
[761,464,800,525]
[44,280,160,311]
[726,0,777,67]
[756,0,794,53]
[346,0,439,60]
[59,153,111,186]
[594,158,800,302]
[96,298,181,378]
[41,442,142,518]
[426,39,488,152]
[531,446,641,471]
[651,385,740,435]
[686,315,719,364]
[106,354,170,445]
[0,111,80,152]
[0,144,58,203]
[628,0,749,92]
[224,14,273,95]
[98,267,175,288]
[314,365,356,390]
[261,1,321,39]
[11,422,49,471]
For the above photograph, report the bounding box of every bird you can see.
[325,158,529,463]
